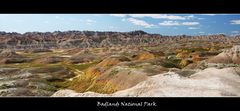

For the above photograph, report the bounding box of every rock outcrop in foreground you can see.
[52,67,240,97]
[208,45,240,64]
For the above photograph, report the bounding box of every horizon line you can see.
[0,30,235,36]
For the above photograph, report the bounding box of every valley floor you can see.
[1,42,240,97]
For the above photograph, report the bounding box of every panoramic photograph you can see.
[0,14,239,97]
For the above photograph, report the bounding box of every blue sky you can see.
[0,14,240,36]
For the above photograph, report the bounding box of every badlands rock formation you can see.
[208,45,240,64]
[0,49,23,58]
[0,31,239,49]
[52,67,240,97]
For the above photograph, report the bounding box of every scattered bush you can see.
[176,70,196,77]
[160,58,181,68]
[5,58,31,64]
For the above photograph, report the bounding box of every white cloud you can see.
[198,18,205,20]
[159,21,180,26]
[55,16,60,19]
[92,14,102,16]
[110,14,127,17]
[232,31,239,33]
[188,27,199,29]
[159,21,199,26]
[43,21,49,24]
[128,14,187,20]
[69,18,78,21]
[230,19,240,25]
[121,18,126,21]
[217,32,225,35]
[85,19,96,25]
[86,19,96,23]
[127,18,155,28]
[54,16,65,20]
[201,14,216,16]
[182,22,199,26]
[110,14,197,20]
[185,15,195,19]
[108,26,117,29]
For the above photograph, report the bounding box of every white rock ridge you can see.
[52,67,240,97]
[208,45,240,64]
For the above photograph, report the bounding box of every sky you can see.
[0,14,240,36]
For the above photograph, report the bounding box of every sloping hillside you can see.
[52,67,240,97]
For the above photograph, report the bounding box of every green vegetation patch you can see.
[160,58,182,68]
[180,47,209,53]
[5,58,32,64]
[49,81,71,89]
[29,65,64,73]
[176,70,196,77]
[109,69,119,76]
[66,61,99,72]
